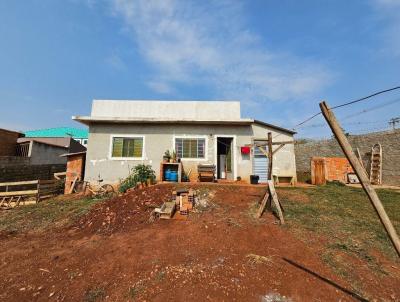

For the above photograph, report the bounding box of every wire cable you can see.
[330,86,400,110]
[271,85,400,140]
[292,85,400,130]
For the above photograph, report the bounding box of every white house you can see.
[73,100,297,184]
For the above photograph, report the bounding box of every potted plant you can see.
[118,164,156,193]
[163,150,171,163]
[170,150,177,163]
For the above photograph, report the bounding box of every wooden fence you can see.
[0,179,64,208]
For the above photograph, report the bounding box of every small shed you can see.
[61,151,86,194]
[311,157,354,185]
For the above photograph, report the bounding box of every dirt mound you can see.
[76,184,175,235]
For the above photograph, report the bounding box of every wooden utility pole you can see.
[320,101,400,257]
[267,132,273,180]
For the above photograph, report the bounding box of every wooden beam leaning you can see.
[320,101,400,257]
[272,144,286,156]
[256,191,270,218]
[257,146,269,158]
[268,180,284,224]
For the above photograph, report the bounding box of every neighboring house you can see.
[0,128,24,156]
[0,128,81,182]
[15,137,86,165]
[24,127,89,147]
[73,100,297,184]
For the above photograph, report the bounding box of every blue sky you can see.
[0,0,399,138]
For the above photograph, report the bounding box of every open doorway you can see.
[217,137,233,180]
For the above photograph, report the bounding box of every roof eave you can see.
[253,119,297,135]
[72,116,254,126]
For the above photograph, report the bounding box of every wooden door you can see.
[312,158,326,185]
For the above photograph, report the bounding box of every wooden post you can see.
[268,180,284,224]
[267,132,273,180]
[320,101,400,257]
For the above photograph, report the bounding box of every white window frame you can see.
[82,139,88,145]
[109,134,145,160]
[172,135,208,161]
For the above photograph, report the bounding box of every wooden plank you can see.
[356,148,365,171]
[256,146,269,158]
[272,141,294,145]
[252,140,295,146]
[320,101,400,257]
[54,172,66,180]
[267,180,284,224]
[256,191,270,218]
[39,180,58,185]
[0,180,38,187]
[0,190,38,197]
[272,144,286,156]
[68,176,78,194]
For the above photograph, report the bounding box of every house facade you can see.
[73,100,297,184]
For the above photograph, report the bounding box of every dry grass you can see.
[246,253,274,266]
[0,197,101,234]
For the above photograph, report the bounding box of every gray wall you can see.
[29,142,67,165]
[85,123,296,184]
[0,157,65,182]
[295,129,400,185]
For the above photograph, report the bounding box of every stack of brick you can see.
[311,157,354,184]
[0,128,23,156]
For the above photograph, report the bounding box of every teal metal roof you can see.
[24,127,88,139]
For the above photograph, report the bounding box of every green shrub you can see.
[119,164,156,193]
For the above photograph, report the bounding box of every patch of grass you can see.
[0,197,100,234]
[278,183,399,293]
[225,217,242,227]
[84,286,105,302]
[280,184,400,260]
[128,282,145,300]
[154,270,166,282]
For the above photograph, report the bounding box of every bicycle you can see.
[84,175,116,198]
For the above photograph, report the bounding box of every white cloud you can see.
[372,0,400,57]
[105,53,126,71]
[111,0,331,103]
[147,80,173,94]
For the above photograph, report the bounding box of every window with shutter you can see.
[111,137,144,158]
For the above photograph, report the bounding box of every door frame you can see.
[251,138,269,183]
[214,135,237,181]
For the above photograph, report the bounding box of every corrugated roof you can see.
[24,127,88,139]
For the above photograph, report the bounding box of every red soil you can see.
[0,184,399,301]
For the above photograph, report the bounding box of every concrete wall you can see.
[85,123,296,184]
[29,142,67,165]
[0,157,65,182]
[295,129,400,185]
[91,100,241,120]
[0,129,22,156]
